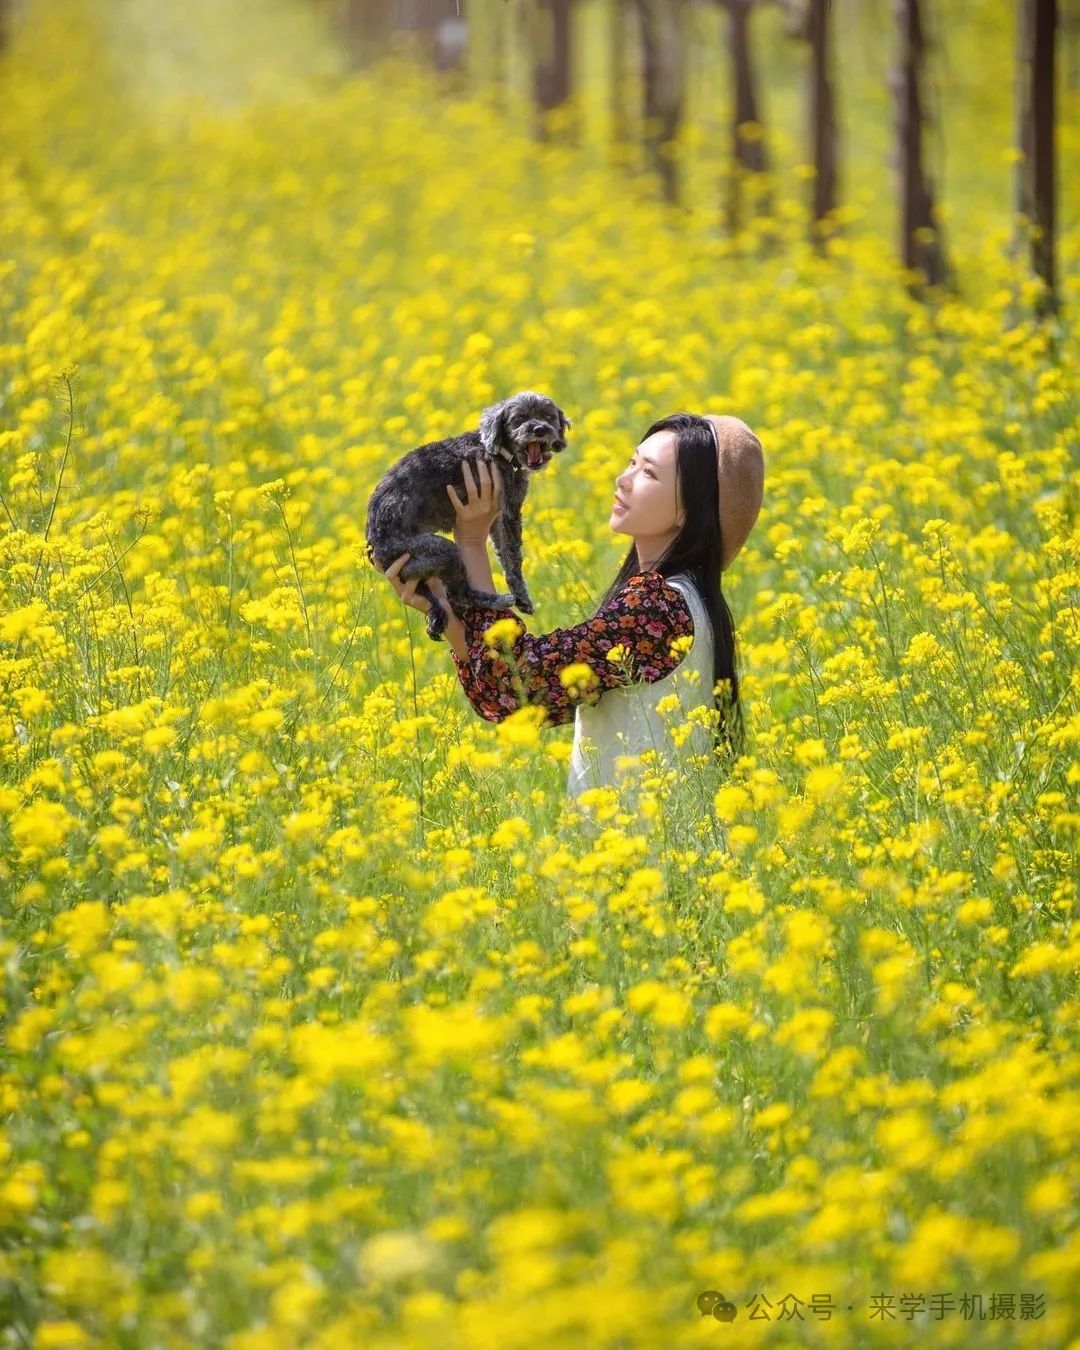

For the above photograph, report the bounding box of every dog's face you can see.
[478,391,571,473]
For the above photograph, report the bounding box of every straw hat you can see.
[703,414,765,571]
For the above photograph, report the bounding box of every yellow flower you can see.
[404,1001,510,1069]
[89,1176,129,1224]
[13,686,53,718]
[164,967,223,1012]
[558,661,597,692]
[489,815,531,848]
[627,980,691,1029]
[673,1084,714,1116]
[358,1230,441,1282]
[752,1103,794,1131]
[249,707,285,732]
[176,825,224,862]
[495,705,547,749]
[8,1005,56,1054]
[290,1019,393,1085]
[804,764,844,801]
[0,1163,42,1221]
[270,1274,324,1329]
[256,477,289,502]
[705,1003,752,1039]
[184,1190,225,1221]
[31,1322,92,1349]
[284,808,329,843]
[1026,1175,1072,1215]
[774,1008,835,1059]
[875,1109,939,1171]
[52,901,111,958]
[713,784,751,822]
[10,799,79,862]
[563,985,605,1017]
[733,1186,812,1222]
[141,725,176,753]
[482,617,524,647]
[0,600,55,644]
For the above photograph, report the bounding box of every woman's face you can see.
[610,430,683,539]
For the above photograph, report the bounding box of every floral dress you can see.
[449,570,695,726]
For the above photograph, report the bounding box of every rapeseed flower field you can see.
[1,0,1078,1345]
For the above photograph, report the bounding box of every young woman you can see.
[381,411,765,797]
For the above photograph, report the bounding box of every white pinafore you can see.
[566,573,715,798]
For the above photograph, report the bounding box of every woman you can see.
[382,411,765,797]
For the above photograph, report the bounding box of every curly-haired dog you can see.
[365,390,571,641]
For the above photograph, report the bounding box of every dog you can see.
[365,390,571,641]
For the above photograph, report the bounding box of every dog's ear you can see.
[557,409,572,440]
[478,399,510,455]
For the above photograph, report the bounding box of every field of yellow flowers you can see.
[1,0,1078,1345]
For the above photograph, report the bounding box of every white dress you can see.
[566,572,715,798]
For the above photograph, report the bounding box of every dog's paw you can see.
[513,595,535,615]
[469,588,516,609]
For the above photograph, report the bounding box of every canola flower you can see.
[0,0,1079,1345]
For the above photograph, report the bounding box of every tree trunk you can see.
[1013,0,1036,250]
[1030,0,1058,315]
[723,0,770,236]
[634,0,687,205]
[339,0,395,68]
[486,0,508,115]
[892,0,950,294]
[1066,0,1080,91]
[532,0,575,140]
[807,0,839,240]
[610,0,632,148]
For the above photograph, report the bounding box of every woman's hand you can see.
[448,458,502,545]
[383,553,452,619]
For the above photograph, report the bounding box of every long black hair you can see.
[595,412,747,765]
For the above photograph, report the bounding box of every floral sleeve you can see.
[449,571,695,727]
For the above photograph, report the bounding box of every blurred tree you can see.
[1066,0,1080,87]
[530,0,577,141]
[892,0,952,295]
[806,0,838,243]
[335,0,468,73]
[1014,0,1036,240]
[486,0,509,114]
[337,0,395,67]
[610,0,633,152]
[718,0,772,236]
[1015,0,1058,316]
[762,0,837,242]
[634,0,688,204]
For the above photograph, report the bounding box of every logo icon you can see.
[697,1290,738,1321]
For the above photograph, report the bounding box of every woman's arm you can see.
[458,539,496,596]
[449,459,500,596]
[449,572,695,726]
[381,552,470,660]
[442,609,470,663]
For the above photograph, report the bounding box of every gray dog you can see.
[365,390,571,641]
